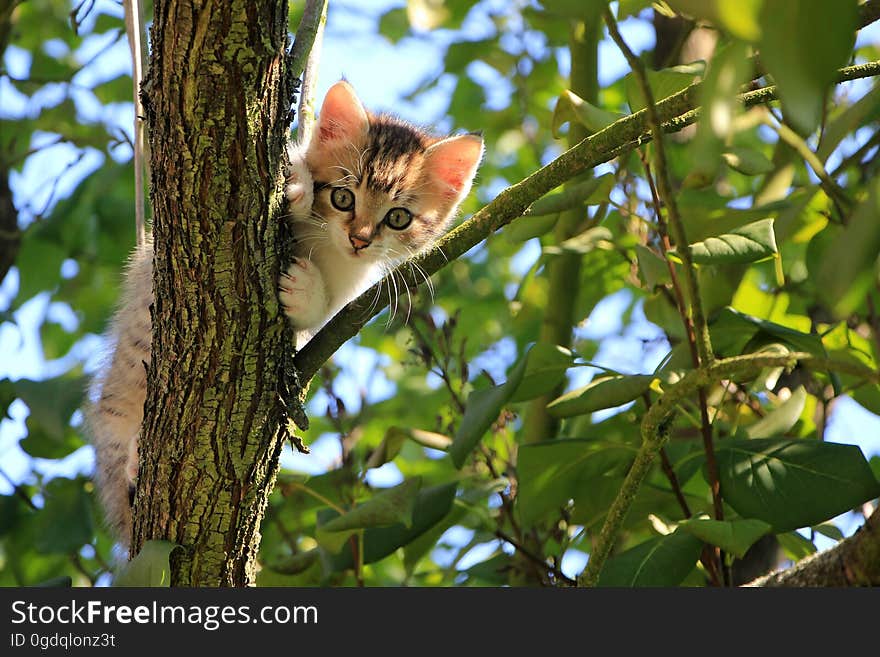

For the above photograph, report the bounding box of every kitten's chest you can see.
[296,242,379,309]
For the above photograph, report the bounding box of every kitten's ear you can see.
[422,134,484,201]
[313,81,369,146]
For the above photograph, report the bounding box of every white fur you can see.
[281,142,382,345]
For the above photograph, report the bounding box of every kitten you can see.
[280,81,484,342]
[86,80,483,541]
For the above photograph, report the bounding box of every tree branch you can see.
[293,59,880,384]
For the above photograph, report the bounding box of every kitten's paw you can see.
[279,258,328,330]
[284,146,314,219]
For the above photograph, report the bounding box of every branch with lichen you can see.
[293,59,880,384]
[746,504,880,586]
[576,352,880,587]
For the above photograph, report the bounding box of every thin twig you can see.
[290,0,328,147]
[495,530,576,586]
[605,7,729,581]
[644,393,723,587]
[123,0,148,246]
[0,467,37,510]
[603,6,713,367]
[764,115,851,215]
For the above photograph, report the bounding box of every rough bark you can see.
[133,0,303,586]
[748,507,880,587]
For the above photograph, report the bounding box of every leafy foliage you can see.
[1,0,879,587]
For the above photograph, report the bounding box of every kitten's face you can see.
[301,81,483,268]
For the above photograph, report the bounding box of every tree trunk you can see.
[133,0,303,586]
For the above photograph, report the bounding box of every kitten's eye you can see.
[330,187,355,211]
[384,207,413,230]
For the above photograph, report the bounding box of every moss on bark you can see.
[133,0,302,587]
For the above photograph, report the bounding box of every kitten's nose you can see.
[349,234,372,251]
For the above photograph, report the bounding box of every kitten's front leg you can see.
[279,257,328,332]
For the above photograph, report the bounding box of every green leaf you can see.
[92,12,125,34]
[540,0,607,20]
[333,482,458,570]
[92,72,133,104]
[692,41,754,178]
[403,501,465,573]
[722,147,774,175]
[35,576,73,587]
[379,7,409,42]
[366,427,452,470]
[666,0,763,41]
[517,439,634,525]
[625,64,702,113]
[680,517,772,558]
[546,374,653,418]
[689,218,777,264]
[14,236,66,304]
[19,426,84,460]
[365,427,408,470]
[529,174,615,216]
[15,376,87,459]
[816,180,880,319]
[572,476,706,528]
[30,49,78,82]
[0,494,23,537]
[635,245,671,289]
[813,522,845,543]
[552,90,623,137]
[317,478,422,552]
[759,0,858,133]
[1,378,17,419]
[505,213,558,242]
[271,549,320,575]
[709,307,825,359]
[618,0,653,19]
[33,477,94,554]
[716,439,880,532]
[114,541,179,587]
[509,342,574,403]
[543,226,613,256]
[818,86,880,161]
[745,387,807,439]
[777,531,817,561]
[450,353,529,468]
[464,552,511,585]
[597,530,703,587]
[40,319,79,361]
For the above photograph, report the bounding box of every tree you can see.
[1,0,879,587]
